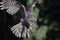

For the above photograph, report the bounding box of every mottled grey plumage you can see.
[0,0,37,38]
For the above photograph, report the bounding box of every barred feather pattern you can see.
[10,22,23,37]
[0,0,37,38]
[6,4,20,15]
[9,0,37,38]
[0,0,17,10]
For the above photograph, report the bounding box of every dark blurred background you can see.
[0,0,60,40]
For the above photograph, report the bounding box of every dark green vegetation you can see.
[24,0,48,40]
[24,0,60,40]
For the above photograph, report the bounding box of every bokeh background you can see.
[0,0,60,40]
[23,0,48,40]
[22,0,60,40]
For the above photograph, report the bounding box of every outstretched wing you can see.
[0,0,33,38]
[27,0,38,15]
[26,0,37,23]
[0,0,17,10]
[0,0,27,16]
[1,0,31,38]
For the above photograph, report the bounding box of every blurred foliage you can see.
[24,0,60,40]
[23,0,48,40]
